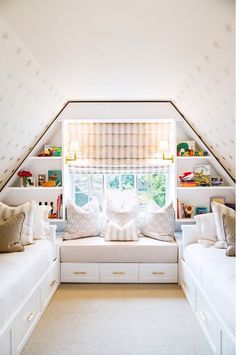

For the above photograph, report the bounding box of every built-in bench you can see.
[60,236,179,283]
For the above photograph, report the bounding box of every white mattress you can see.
[0,240,53,333]
[60,236,178,263]
[184,243,236,335]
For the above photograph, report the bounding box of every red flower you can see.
[17,170,32,178]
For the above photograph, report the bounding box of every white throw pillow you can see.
[194,213,217,244]
[105,220,139,241]
[104,191,141,237]
[63,199,101,240]
[211,201,235,242]
[0,200,36,245]
[141,202,175,242]
[34,205,51,239]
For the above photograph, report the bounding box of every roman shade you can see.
[67,122,173,173]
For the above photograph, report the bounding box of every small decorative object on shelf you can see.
[177,199,194,219]
[184,205,194,218]
[38,174,46,186]
[194,164,211,186]
[179,171,195,187]
[37,145,62,157]
[195,207,208,215]
[177,141,195,156]
[211,177,223,186]
[18,170,34,187]
[40,181,56,187]
[48,170,62,186]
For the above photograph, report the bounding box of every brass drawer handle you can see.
[152,272,165,275]
[73,271,88,275]
[112,272,126,275]
[50,280,56,287]
[27,311,36,322]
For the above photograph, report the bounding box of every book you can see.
[48,170,62,186]
[194,164,211,186]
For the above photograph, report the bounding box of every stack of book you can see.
[179,171,195,187]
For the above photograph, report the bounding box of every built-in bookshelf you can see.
[176,120,235,223]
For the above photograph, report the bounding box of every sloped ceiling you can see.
[0,0,234,188]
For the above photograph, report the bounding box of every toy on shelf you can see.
[179,171,195,187]
[37,145,62,157]
[177,199,194,219]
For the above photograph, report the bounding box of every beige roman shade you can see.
[67,122,173,173]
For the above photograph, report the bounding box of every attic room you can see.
[0,1,235,355]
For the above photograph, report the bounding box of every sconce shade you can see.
[159,140,169,153]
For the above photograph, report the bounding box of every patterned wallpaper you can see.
[0,0,234,187]
[0,17,65,190]
[174,20,235,179]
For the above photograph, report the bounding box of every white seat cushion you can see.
[0,240,53,332]
[60,236,178,263]
[184,243,236,335]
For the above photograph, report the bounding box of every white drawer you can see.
[181,261,196,310]
[41,260,60,311]
[0,329,11,355]
[61,263,99,283]
[139,263,177,283]
[13,288,41,354]
[196,290,219,354]
[100,263,138,283]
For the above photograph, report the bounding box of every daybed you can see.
[181,224,236,355]
[60,236,179,283]
[0,226,60,355]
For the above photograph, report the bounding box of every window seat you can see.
[60,236,178,283]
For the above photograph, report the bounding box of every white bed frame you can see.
[0,226,60,355]
[181,225,236,355]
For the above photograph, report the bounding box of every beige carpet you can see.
[22,284,212,355]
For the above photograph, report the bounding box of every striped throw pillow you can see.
[105,219,139,241]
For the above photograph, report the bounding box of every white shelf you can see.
[28,156,63,161]
[176,218,195,223]
[49,219,65,223]
[6,187,63,191]
[176,156,212,160]
[177,186,234,190]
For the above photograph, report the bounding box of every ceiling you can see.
[0,0,234,188]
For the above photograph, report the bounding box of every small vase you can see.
[20,177,29,187]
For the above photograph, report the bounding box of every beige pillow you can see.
[211,201,235,242]
[223,214,235,257]
[0,213,25,253]
[0,201,36,245]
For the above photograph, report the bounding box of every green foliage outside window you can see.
[72,172,167,209]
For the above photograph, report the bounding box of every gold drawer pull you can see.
[27,311,36,322]
[50,280,56,287]
[112,272,126,275]
[73,271,88,275]
[152,272,165,275]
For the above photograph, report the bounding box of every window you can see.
[70,172,169,211]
